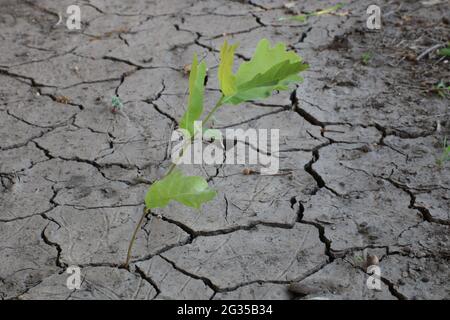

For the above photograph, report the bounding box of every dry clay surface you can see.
[0,0,449,300]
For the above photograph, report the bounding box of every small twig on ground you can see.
[417,43,445,61]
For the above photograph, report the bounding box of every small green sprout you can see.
[437,43,450,57]
[353,254,364,264]
[432,81,450,98]
[361,52,373,65]
[436,137,450,167]
[111,95,123,113]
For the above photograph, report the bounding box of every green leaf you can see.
[220,39,308,105]
[438,47,450,57]
[361,52,373,65]
[179,53,207,137]
[145,168,216,210]
[218,40,239,96]
[111,96,123,109]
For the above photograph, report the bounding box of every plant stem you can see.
[125,96,225,266]
[203,96,224,127]
[167,95,224,177]
[124,207,149,267]
[164,139,190,177]
[165,163,176,177]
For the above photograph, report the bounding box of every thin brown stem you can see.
[124,207,149,267]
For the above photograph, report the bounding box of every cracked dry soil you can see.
[0,0,449,300]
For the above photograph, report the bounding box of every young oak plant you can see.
[125,38,308,266]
